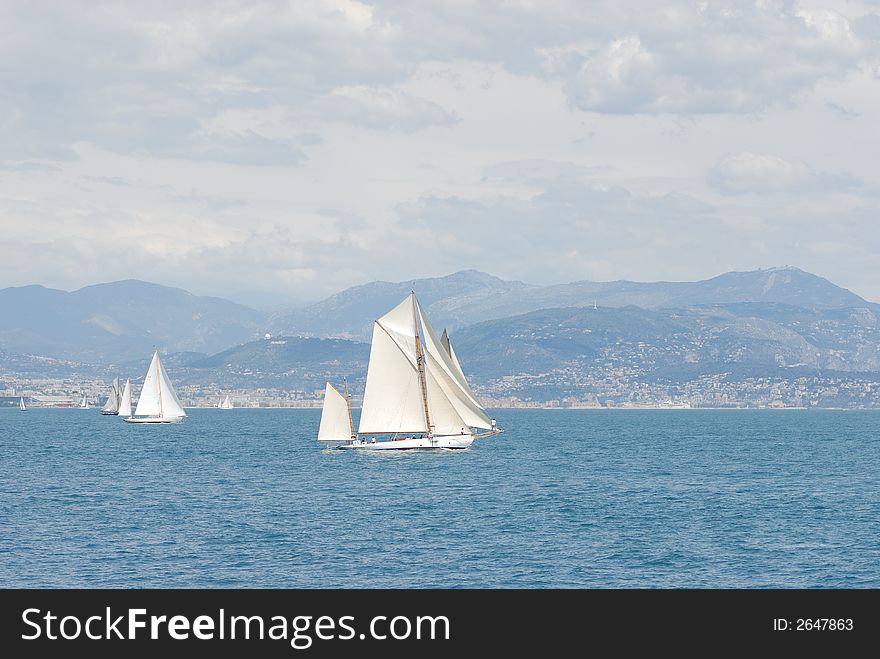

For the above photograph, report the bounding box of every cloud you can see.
[707,152,860,195]
[314,85,458,132]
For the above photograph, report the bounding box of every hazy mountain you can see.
[180,335,370,391]
[450,302,880,384]
[268,270,530,340]
[269,267,874,340]
[0,280,265,363]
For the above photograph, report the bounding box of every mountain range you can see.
[2,267,879,396]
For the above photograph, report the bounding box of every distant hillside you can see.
[0,280,265,363]
[270,267,874,340]
[451,302,880,385]
[180,335,370,391]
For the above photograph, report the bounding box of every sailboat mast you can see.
[344,377,355,439]
[411,292,432,436]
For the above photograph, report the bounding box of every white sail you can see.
[318,383,353,441]
[358,295,428,435]
[220,395,232,409]
[132,351,186,420]
[101,377,120,413]
[118,379,132,417]
[424,366,469,436]
[417,304,493,429]
[19,396,26,411]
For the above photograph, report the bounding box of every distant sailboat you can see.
[219,395,233,409]
[79,394,89,409]
[101,377,120,415]
[124,351,186,424]
[118,379,132,418]
[318,292,501,450]
[19,396,27,411]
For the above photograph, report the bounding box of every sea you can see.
[1,408,877,588]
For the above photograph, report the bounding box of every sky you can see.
[2,0,880,306]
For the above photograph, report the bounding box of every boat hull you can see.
[336,434,474,450]
[123,416,185,424]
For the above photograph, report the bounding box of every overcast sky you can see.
[2,0,880,305]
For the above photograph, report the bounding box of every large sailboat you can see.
[118,378,133,418]
[101,377,120,415]
[124,351,186,424]
[318,292,501,450]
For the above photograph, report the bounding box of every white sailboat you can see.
[318,292,501,450]
[219,395,233,409]
[101,377,120,415]
[124,351,186,424]
[79,394,90,409]
[19,396,27,411]
[118,379,132,418]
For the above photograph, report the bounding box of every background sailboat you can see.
[79,394,89,409]
[124,351,186,423]
[319,292,500,450]
[101,377,120,415]
[19,396,27,411]
[219,395,233,409]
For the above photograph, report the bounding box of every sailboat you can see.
[19,396,27,411]
[124,350,186,424]
[79,394,90,409]
[219,395,233,409]
[318,292,501,450]
[118,379,132,418]
[101,377,120,415]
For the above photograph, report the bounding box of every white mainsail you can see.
[358,295,428,435]
[318,383,354,441]
[220,395,232,409]
[130,351,186,421]
[101,377,120,414]
[118,379,132,417]
[19,396,26,411]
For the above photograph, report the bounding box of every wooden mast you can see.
[411,291,432,437]
[155,350,164,419]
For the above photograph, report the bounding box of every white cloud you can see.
[708,152,860,195]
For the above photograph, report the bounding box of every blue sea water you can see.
[0,408,877,588]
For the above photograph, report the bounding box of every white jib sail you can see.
[417,304,493,429]
[318,383,353,441]
[358,295,428,435]
[118,379,132,417]
[133,351,186,419]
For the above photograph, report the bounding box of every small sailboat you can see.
[318,292,501,450]
[19,396,27,411]
[79,394,90,409]
[101,377,120,415]
[124,351,186,424]
[118,379,132,418]
[219,395,233,409]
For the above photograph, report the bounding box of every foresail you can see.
[424,367,469,436]
[318,383,352,441]
[417,303,493,429]
[157,356,186,418]
[358,321,427,435]
[118,379,132,417]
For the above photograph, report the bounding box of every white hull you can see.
[123,416,185,424]
[336,434,474,450]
